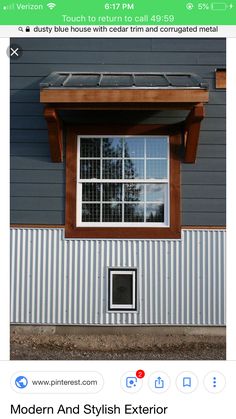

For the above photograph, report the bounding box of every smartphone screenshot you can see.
[0,1,235,417]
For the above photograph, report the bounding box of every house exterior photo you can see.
[10,38,226,327]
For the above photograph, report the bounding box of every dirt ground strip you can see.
[10,332,226,360]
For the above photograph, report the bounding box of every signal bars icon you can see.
[47,3,56,10]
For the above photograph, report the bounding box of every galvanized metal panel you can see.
[40,72,208,89]
[10,228,225,326]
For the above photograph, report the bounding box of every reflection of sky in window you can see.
[124,138,144,158]
[146,160,167,179]
[146,137,167,158]
[124,159,144,179]
[146,184,164,202]
[146,138,168,158]
[79,137,168,224]
[103,138,122,158]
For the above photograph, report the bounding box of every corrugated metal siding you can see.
[10,228,225,326]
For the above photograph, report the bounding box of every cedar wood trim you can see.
[10,225,226,230]
[40,88,209,104]
[65,124,181,239]
[215,69,226,89]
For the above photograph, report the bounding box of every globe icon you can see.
[15,376,28,389]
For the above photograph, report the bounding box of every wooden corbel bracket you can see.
[44,107,63,162]
[184,104,205,163]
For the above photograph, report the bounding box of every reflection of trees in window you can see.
[103,204,122,222]
[123,141,145,221]
[82,204,100,222]
[82,183,101,202]
[124,141,136,179]
[124,142,145,222]
[123,141,143,206]
[102,138,143,204]
[80,160,100,179]
[146,204,164,222]
[80,137,166,224]
[102,160,122,179]
[103,184,122,202]
[103,138,122,158]
[125,184,143,202]
[124,204,144,222]
[80,138,100,158]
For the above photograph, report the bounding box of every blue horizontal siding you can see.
[10,38,226,226]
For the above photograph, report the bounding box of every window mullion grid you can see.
[164,183,168,226]
[122,137,124,223]
[77,137,81,225]
[122,137,124,180]
[166,136,170,226]
[144,137,146,223]
[100,138,103,222]
[78,136,169,226]
[100,183,103,223]
[80,179,167,184]
[122,184,124,223]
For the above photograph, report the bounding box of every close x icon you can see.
[7,44,23,59]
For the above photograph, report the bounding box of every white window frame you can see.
[108,269,137,311]
[76,135,170,227]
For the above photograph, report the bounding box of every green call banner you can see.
[1,0,236,25]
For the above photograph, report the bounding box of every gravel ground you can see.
[10,333,226,360]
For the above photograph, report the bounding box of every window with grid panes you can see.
[77,136,169,227]
[108,268,137,311]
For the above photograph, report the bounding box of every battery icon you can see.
[211,3,227,10]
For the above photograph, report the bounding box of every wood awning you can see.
[40,72,209,163]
